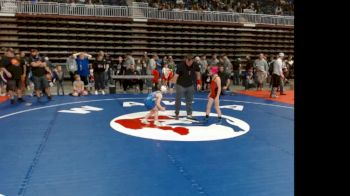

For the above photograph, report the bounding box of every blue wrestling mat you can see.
[0,92,294,196]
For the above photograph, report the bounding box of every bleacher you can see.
[0,0,294,67]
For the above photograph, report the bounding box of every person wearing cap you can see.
[204,66,222,124]
[29,49,52,100]
[270,52,286,98]
[170,55,201,120]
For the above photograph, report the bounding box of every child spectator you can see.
[72,74,88,96]
[88,68,95,93]
[53,65,65,96]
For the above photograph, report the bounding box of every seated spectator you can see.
[245,68,256,90]
[275,5,283,15]
[123,64,144,92]
[72,74,88,96]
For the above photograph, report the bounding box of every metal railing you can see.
[0,0,294,26]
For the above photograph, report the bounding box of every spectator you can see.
[208,54,219,66]
[74,52,92,86]
[253,53,268,91]
[218,64,231,95]
[233,1,243,13]
[286,55,294,79]
[167,55,176,73]
[232,57,241,85]
[29,49,52,101]
[162,63,173,87]
[123,64,144,92]
[275,5,283,15]
[72,74,88,96]
[245,68,256,90]
[87,68,95,92]
[52,65,65,96]
[92,54,107,95]
[111,56,125,88]
[222,54,232,73]
[270,52,285,98]
[123,53,135,71]
[1,57,25,104]
[66,53,78,84]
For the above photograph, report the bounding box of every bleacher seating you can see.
[0,5,293,66]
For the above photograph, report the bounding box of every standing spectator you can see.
[0,69,6,96]
[167,55,176,73]
[279,58,288,93]
[29,49,52,100]
[123,53,135,71]
[199,55,208,91]
[253,53,269,91]
[170,55,201,120]
[232,57,241,85]
[192,56,201,91]
[92,54,107,95]
[44,56,54,70]
[208,54,219,66]
[66,53,78,84]
[148,54,157,71]
[286,55,294,79]
[222,54,232,73]
[270,52,285,98]
[52,65,65,96]
[111,56,125,89]
[74,52,92,86]
[218,64,231,95]
[156,55,163,79]
[19,51,30,94]
[162,63,173,87]
[147,54,157,90]
[267,55,276,85]
[1,57,25,104]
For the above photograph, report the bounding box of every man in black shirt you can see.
[29,49,52,100]
[92,54,107,95]
[218,64,231,95]
[170,55,201,120]
[232,57,241,85]
[4,57,25,104]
